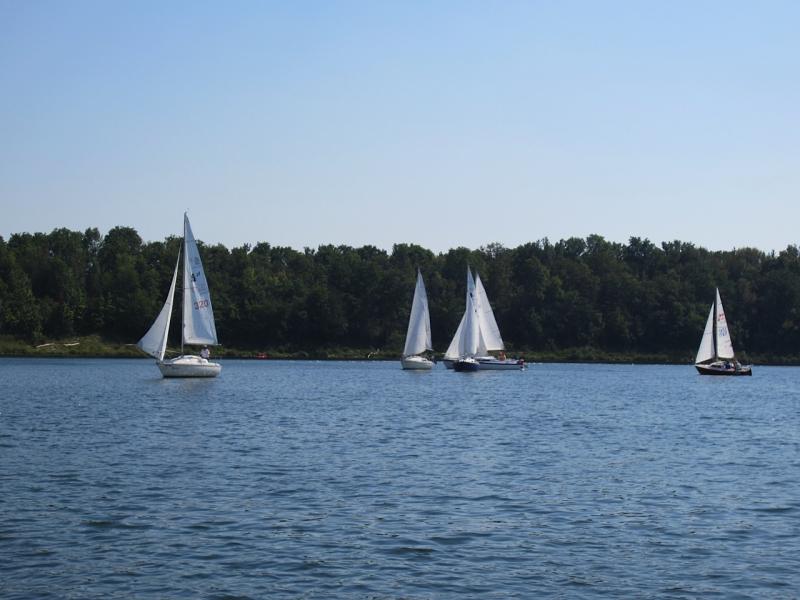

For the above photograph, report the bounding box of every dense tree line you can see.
[2,227,800,360]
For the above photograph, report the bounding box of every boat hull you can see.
[477,357,525,370]
[443,357,524,370]
[695,363,752,376]
[158,355,222,378]
[453,358,480,372]
[401,356,434,370]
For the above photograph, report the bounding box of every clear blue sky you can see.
[1,1,798,252]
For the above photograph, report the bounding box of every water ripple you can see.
[1,359,799,598]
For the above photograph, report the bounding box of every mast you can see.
[180,214,186,356]
[712,290,718,361]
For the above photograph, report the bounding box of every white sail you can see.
[473,272,504,351]
[446,268,495,359]
[453,268,489,358]
[695,288,737,364]
[444,314,465,359]
[182,213,218,346]
[137,251,180,361]
[477,327,488,356]
[695,302,715,364]
[445,268,475,359]
[715,288,735,359]
[403,270,433,356]
[458,276,480,357]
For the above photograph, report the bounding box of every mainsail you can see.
[137,251,180,361]
[403,270,433,356]
[458,272,482,358]
[445,268,474,359]
[182,213,218,346]
[714,289,735,359]
[474,272,504,352]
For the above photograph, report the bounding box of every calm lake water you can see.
[1,358,799,599]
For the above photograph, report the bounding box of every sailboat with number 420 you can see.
[137,213,222,378]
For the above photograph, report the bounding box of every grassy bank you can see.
[0,335,397,360]
[0,335,794,365]
[0,335,142,358]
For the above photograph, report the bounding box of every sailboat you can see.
[137,213,222,378]
[444,268,524,371]
[452,269,481,371]
[471,273,524,369]
[401,270,434,370]
[694,288,751,376]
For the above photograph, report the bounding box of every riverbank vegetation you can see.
[2,227,800,362]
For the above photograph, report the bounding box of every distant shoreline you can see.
[1,335,794,365]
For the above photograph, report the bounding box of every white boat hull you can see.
[157,355,221,378]
[442,357,524,370]
[401,355,434,370]
[477,357,525,370]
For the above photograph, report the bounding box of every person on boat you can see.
[499,351,506,361]
[201,346,210,360]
